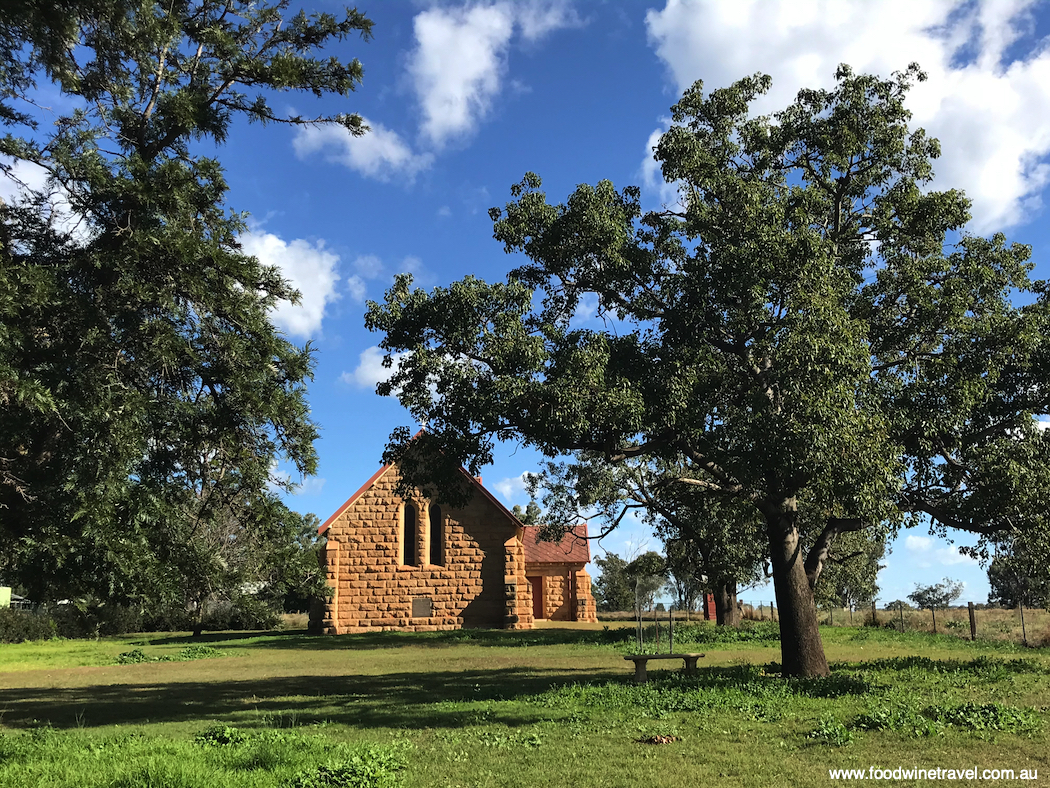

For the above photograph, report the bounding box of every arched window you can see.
[429,504,443,566]
[402,503,418,567]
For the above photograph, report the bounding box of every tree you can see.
[526,453,764,626]
[625,551,667,613]
[0,1,372,605]
[908,577,963,633]
[812,529,885,613]
[593,552,634,612]
[511,501,543,524]
[365,64,1050,676]
[987,534,1050,609]
[662,537,707,616]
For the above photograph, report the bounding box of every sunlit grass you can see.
[0,622,1047,786]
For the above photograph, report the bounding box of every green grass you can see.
[0,622,1048,787]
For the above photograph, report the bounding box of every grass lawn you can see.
[0,622,1047,787]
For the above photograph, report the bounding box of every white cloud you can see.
[935,545,977,565]
[341,345,408,390]
[353,254,386,280]
[292,118,433,182]
[644,0,1050,232]
[905,534,933,551]
[493,473,528,501]
[0,158,94,242]
[437,205,452,217]
[517,0,584,41]
[345,275,367,303]
[295,476,326,496]
[240,231,341,339]
[640,123,682,208]
[408,2,581,148]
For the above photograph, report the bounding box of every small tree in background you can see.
[908,578,964,633]
[814,529,885,621]
[626,552,667,612]
[626,551,667,648]
[986,533,1050,610]
[593,553,634,612]
[512,501,543,525]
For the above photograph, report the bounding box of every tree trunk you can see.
[192,599,205,638]
[713,579,740,627]
[765,501,830,677]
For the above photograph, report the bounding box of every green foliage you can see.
[813,529,885,609]
[808,714,853,746]
[625,551,667,611]
[366,61,1050,676]
[0,608,56,642]
[116,644,228,664]
[195,724,252,747]
[908,578,964,611]
[511,501,543,525]
[987,535,1050,608]
[853,702,945,738]
[854,701,1039,737]
[0,1,369,610]
[288,744,410,788]
[593,553,634,612]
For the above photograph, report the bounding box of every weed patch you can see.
[854,700,1040,737]
[116,645,229,664]
[808,714,853,746]
[288,743,410,788]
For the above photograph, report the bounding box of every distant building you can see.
[312,459,597,634]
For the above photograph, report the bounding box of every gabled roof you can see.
[522,524,591,564]
[318,461,523,536]
[317,462,391,535]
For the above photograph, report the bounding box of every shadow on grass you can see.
[143,627,626,652]
[0,665,623,731]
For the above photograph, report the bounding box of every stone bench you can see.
[624,653,705,684]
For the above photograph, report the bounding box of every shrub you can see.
[195,724,251,746]
[0,608,56,643]
[288,743,410,788]
[808,714,853,746]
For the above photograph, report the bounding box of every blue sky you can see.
[251,0,1050,609]
[11,0,1050,608]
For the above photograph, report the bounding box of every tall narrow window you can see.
[429,504,443,566]
[403,503,418,567]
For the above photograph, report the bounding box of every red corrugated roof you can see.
[522,524,590,564]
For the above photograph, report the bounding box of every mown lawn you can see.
[0,622,1047,787]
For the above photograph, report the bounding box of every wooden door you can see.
[529,576,544,619]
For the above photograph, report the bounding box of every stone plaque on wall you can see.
[411,596,433,618]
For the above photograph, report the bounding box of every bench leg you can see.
[633,660,648,684]
[684,657,698,675]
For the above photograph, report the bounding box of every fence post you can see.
[899,601,904,631]
[871,600,877,626]
[669,606,674,654]
[932,606,937,634]
[1020,603,1027,646]
[968,601,977,641]
[771,601,775,622]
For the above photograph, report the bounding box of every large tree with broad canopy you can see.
[366,64,1050,677]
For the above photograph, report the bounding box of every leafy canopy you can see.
[0,0,371,605]
[366,62,1050,676]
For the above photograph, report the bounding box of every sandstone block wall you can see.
[321,465,518,633]
[526,564,598,622]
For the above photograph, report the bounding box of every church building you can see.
[312,459,598,634]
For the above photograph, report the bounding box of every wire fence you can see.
[741,600,1050,647]
[599,602,1050,648]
